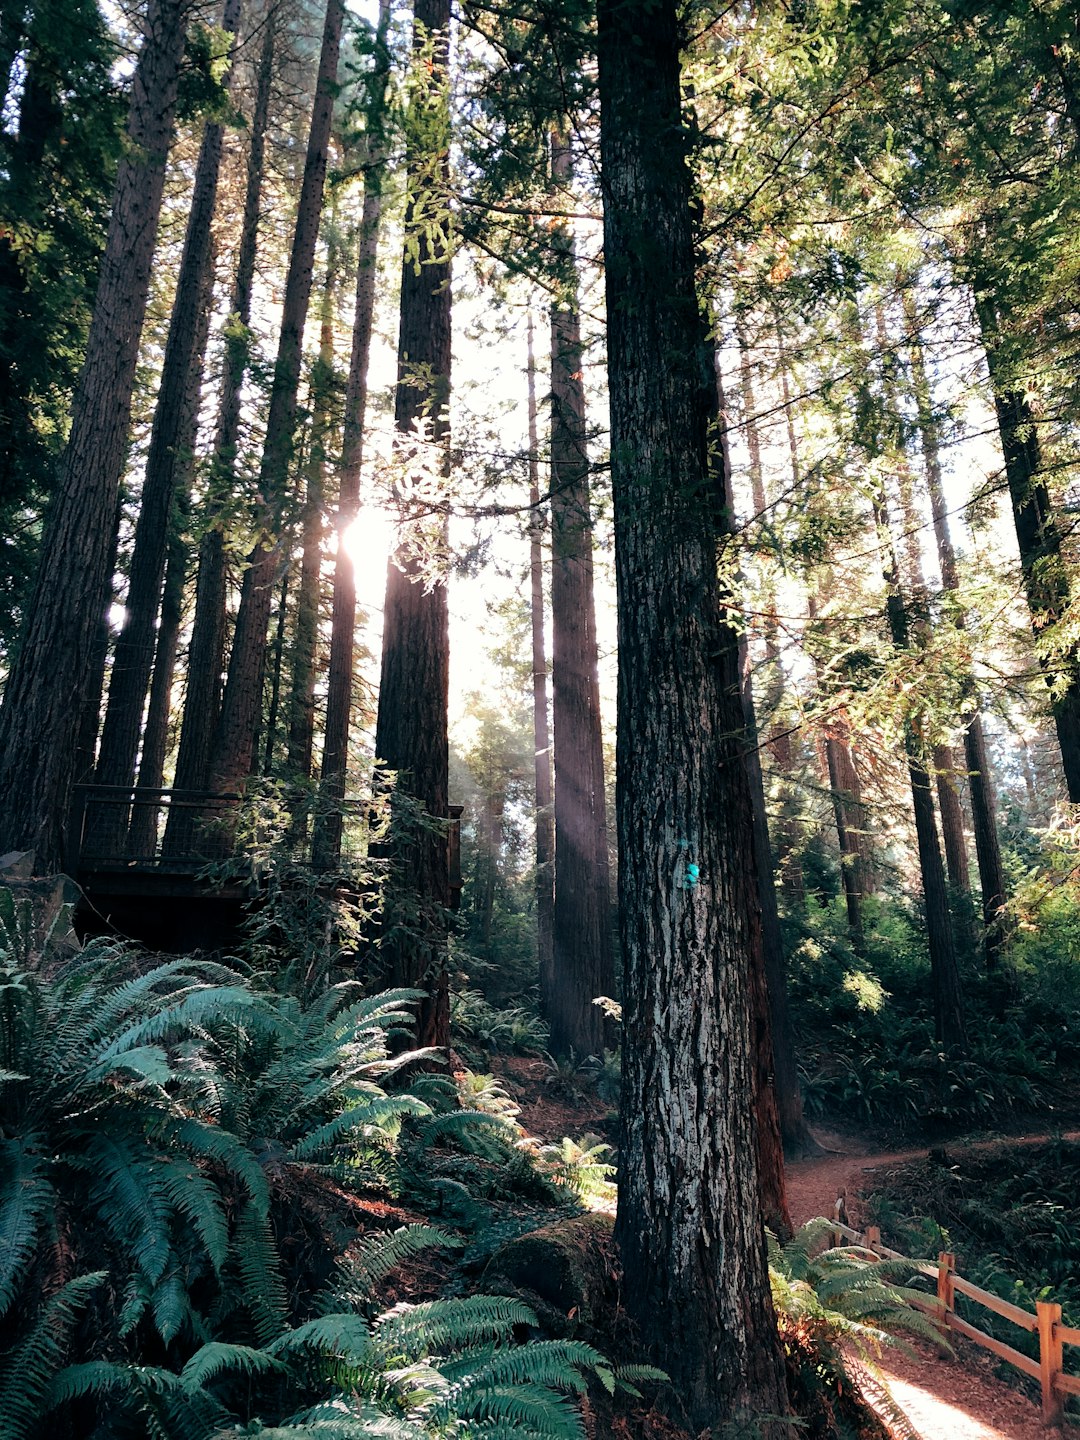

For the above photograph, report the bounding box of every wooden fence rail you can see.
[828,1202,1074,1426]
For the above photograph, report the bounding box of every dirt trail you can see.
[788,1128,1080,1440]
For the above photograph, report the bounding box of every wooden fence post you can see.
[937,1251,956,1332]
[1037,1300,1064,1427]
[866,1225,881,1255]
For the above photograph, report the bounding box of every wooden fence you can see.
[829,1202,1078,1426]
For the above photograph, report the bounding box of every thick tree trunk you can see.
[974,286,1080,802]
[314,0,391,870]
[211,0,345,797]
[0,0,194,869]
[373,0,452,1052]
[933,745,971,893]
[597,1,788,1429]
[262,566,291,776]
[547,125,614,1061]
[904,290,1008,966]
[94,0,242,823]
[164,4,276,853]
[528,313,556,1007]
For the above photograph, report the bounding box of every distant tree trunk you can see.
[547,125,614,1060]
[824,726,866,941]
[373,0,453,1051]
[0,0,194,869]
[314,0,391,871]
[528,313,556,1007]
[211,0,345,798]
[128,255,216,856]
[735,314,803,905]
[262,566,291,776]
[94,0,243,823]
[166,2,276,831]
[872,484,968,1054]
[718,348,814,1166]
[973,285,1080,803]
[904,287,1007,966]
[597,0,789,1428]
[287,228,340,784]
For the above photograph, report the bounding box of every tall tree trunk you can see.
[904,286,1008,965]
[719,346,814,1166]
[0,0,194,869]
[547,124,614,1060]
[871,483,968,1054]
[373,0,453,1051]
[314,0,391,870]
[286,226,340,784]
[528,313,556,1007]
[597,0,788,1428]
[211,0,345,798]
[262,566,291,776]
[94,0,243,825]
[973,284,1080,802]
[128,253,216,855]
[165,3,276,851]
[735,313,803,904]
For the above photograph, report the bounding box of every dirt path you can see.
[788,1128,1080,1440]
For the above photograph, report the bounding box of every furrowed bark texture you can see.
[974,288,1080,803]
[597,0,788,1429]
[314,0,392,870]
[905,292,1007,965]
[94,0,242,812]
[0,0,192,868]
[373,0,452,1051]
[166,5,276,831]
[528,313,555,1006]
[548,126,613,1060]
[211,0,344,797]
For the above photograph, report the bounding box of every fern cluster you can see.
[0,897,617,1440]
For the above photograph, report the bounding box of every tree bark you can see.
[547,124,614,1060]
[373,0,453,1052]
[597,1,788,1428]
[904,288,1007,966]
[94,0,243,824]
[528,312,556,1008]
[210,0,345,798]
[314,0,392,870]
[0,0,194,869]
[165,2,276,844]
[973,285,1080,803]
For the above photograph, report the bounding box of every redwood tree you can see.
[597,0,789,1427]
[0,0,194,869]
[547,124,614,1060]
[372,0,453,1050]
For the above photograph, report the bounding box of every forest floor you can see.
[485,1059,1080,1439]
[788,1128,1080,1440]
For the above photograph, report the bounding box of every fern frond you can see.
[269,1313,374,1367]
[288,1095,428,1162]
[180,1340,285,1389]
[0,1136,53,1318]
[448,1379,586,1439]
[374,1295,536,1360]
[0,1272,106,1440]
[236,1201,289,1347]
[332,1224,461,1311]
